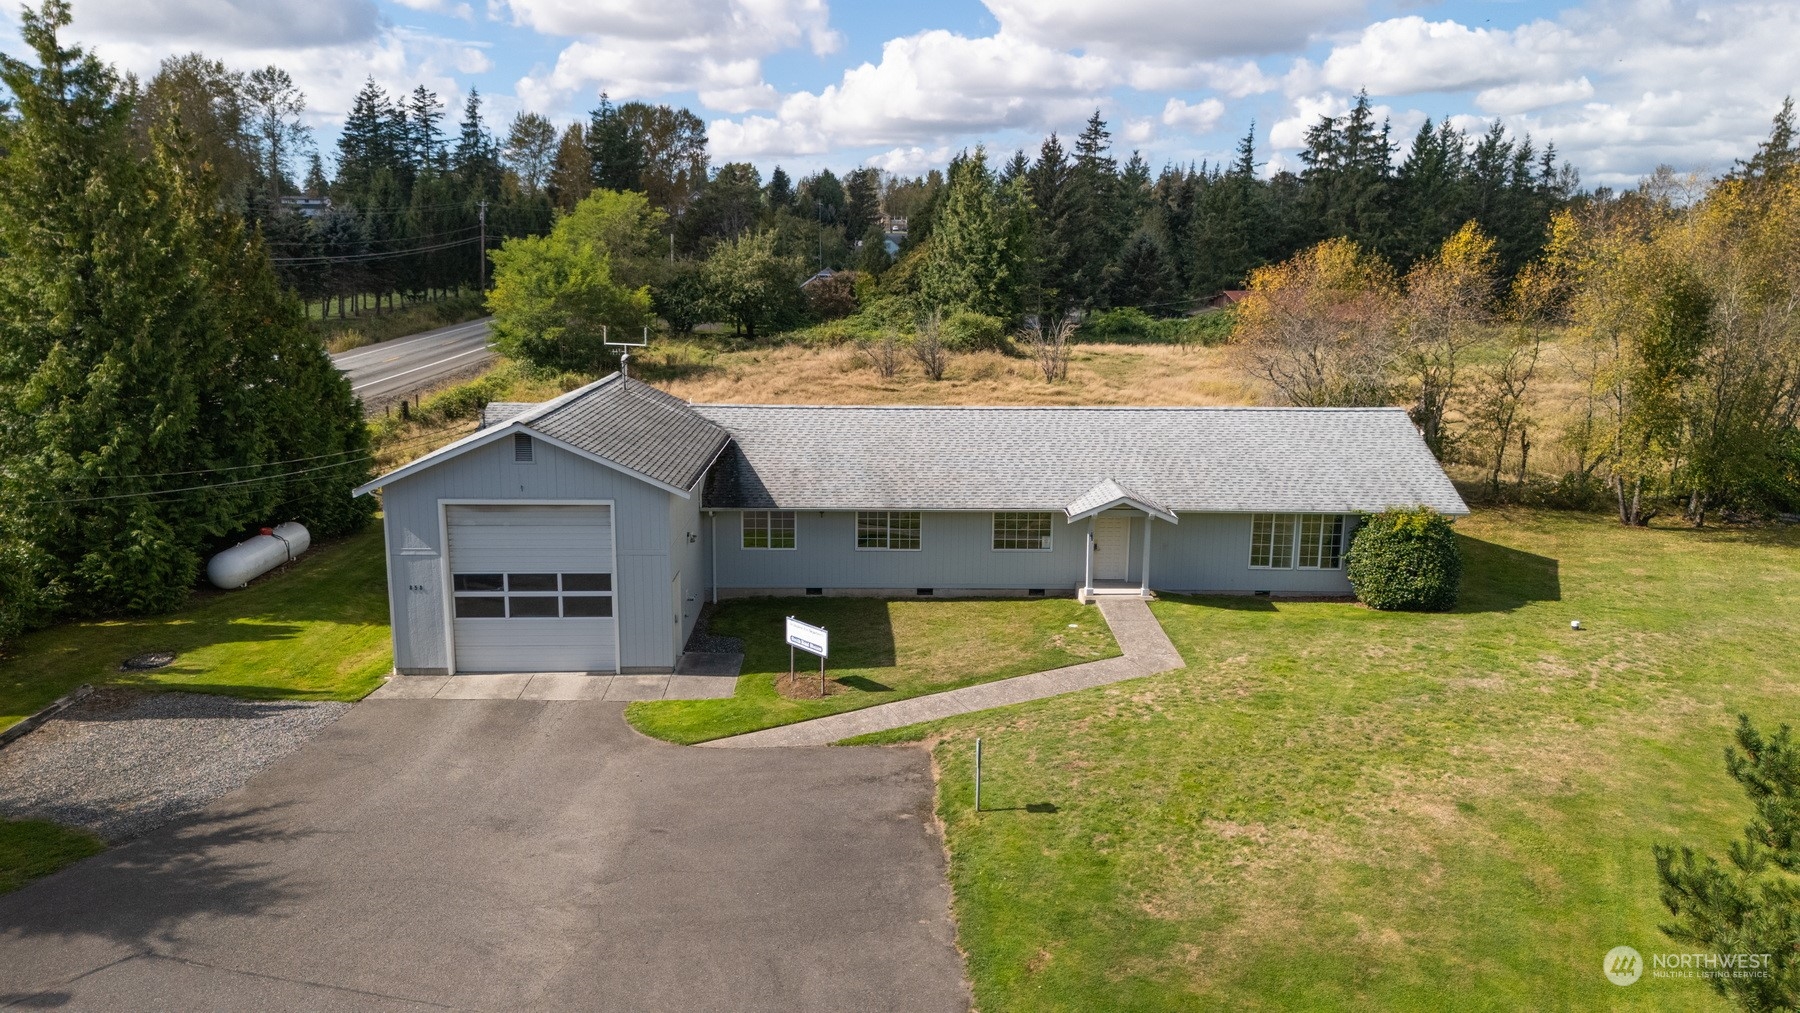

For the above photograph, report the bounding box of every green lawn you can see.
[851,508,1800,1011]
[0,819,106,895]
[0,525,392,731]
[626,596,1118,744]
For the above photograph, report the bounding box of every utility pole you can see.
[477,200,487,291]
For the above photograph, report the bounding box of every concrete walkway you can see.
[367,652,742,703]
[703,596,1184,748]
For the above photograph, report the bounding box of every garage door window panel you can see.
[454,573,504,592]
[508,596,561,618]
[562,572,612,592]
[562,596,614,617]
[454,596,506,618]
[507,572,558,592]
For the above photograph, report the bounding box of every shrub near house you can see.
[1346,507,1463,611]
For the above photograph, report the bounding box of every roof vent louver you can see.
[513,432,534,463]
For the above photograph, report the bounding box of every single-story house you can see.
[354,374,1467,675]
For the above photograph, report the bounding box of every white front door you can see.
[1092,515,1131,581]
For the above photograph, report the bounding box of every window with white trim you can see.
[992,512,1053,550]
[452,572,613,618]
[1297,514,1345,569]
[1250,514,1344,569]
[856,511,921,550]
[742,510,796,549]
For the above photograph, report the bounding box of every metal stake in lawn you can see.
[974,737,982,813]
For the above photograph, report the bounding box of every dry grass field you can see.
[652,341,1260,406]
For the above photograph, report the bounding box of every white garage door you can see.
[446,504,616,673]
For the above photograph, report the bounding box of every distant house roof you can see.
[480,402,533,428]
[1204,289,1251,309]
[356,375,729,497]
[695,404,1467,516]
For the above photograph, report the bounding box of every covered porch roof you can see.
[1064,478,1178,524]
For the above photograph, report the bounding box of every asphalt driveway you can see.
[0,700,968,1011]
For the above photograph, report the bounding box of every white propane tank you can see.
[206,522,311,589]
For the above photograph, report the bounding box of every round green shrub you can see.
[942,310,1010,353]
[1346,508,1463,611]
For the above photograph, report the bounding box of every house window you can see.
[1250,514,1344,569]
[742,510,796,549]
[856,511,921,550]
[992,512,1053,551]
[1249,514,1296,569]
[1297,515,1345,569]
[451,572,614,618]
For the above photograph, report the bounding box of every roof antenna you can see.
[604,325,650,381]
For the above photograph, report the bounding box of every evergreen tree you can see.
[842,166,882,239]
[1730,97,1798,183]
[335,77,396,198]
[1056,111,1124,308]
[407,85,444,170]
[0,2,369,635]
[765,165,794,209]
[586,93,644,193]
[452,88,499,198]
[919,147,1023,319]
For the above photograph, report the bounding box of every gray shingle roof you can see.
[524,375,730,492]
[693,404,1468,516]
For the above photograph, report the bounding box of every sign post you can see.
[785,616,829,695]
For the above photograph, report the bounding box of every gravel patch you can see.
[683,601,745,654]
[0,689,349,842]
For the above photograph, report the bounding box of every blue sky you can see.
[12,0,1797,187]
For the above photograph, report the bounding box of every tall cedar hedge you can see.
[1345,508,1463,611]
[0,2,372,643]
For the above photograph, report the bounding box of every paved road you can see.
[0,701,968,1012]
[331,317,495,405]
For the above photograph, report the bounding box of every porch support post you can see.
[1140,514,1152,597]
[1083,517,1094,601]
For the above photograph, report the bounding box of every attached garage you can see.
[445,503,617,673]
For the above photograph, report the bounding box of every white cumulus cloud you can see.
[1162,97,1225,133]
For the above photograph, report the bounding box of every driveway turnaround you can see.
[706,596,1184,748]
[0,700,969,1012]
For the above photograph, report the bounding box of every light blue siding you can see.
[706,509,1355,596]
[379,435,683,674]
[712,510,1088,593]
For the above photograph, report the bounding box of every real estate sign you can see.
[785,616,829,658]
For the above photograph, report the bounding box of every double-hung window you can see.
[742,510,796,549]
[1249,514,1344,569]
[856,511,921,550]
[992,512,1053,551]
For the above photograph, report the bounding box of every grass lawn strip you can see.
[0,525,392,732]
[0,819,105,895]
[850,508,1797,1011]
[626,597,1118,745]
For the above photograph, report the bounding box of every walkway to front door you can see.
[704,596,1183,748]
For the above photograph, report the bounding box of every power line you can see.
[28,420,478,497]
[270,235,481,264]
[261,224,481,249]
